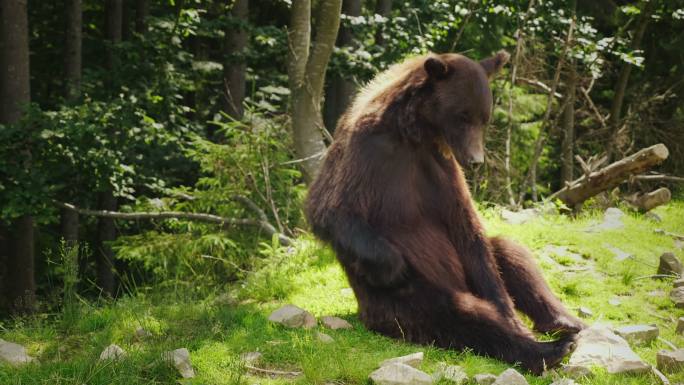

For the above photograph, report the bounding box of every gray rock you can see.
[657,349,684,373]
[268,305,317,329]
[670,287,684,308]
[380,352,424,368]
[369,363,432,385]
[649,290,666,297]
[0,339,34,366]
[676,240,684,250]
[99,344,126,360]
[240,351,262,365]
[586,208,625,232]
[163,348,195,378]
[473,373,497,385]
[677,317,684,334]
[566,324,650,374]
[609,297,622,306]
[607,246,632,262]
[577,306,593,318]
[550,379,579,385]
[492,368,528,385]
[562,364,593,378]
[320,316,352,330]
[135,327,152,339]
[659,252,683,276]
[501,208,540,225]
[432,363,467,384]
[315,331,334,344]
[614,324,659,344]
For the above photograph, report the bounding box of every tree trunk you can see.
[105,0,123,75]
[552,144,669,207]
[288,0,342,182]
[96,192,117,296]
[222,0,249,119]
[64,0,82,100]
[323,0,361,132]
[0,226,7,311]
[608,1,652,158]
[625,187,671,212]
[0,0,35,314]
[60,208,79,247]
[374,0,392,46]
[561,59,577,185]
[135,0,148,34]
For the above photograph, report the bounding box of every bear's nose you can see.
[469,152,484,165]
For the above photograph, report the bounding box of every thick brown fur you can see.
[305,52,584,374]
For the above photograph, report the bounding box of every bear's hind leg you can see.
[490,236,585,334]
[448,291,576,374]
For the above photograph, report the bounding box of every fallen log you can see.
[549,143,669,207]
[624,187,671,212]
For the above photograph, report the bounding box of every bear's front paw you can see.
[359,248,408,288]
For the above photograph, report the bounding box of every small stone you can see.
[566,324,650,374]
[562,364,593,378]
[240,351,262,365]
[320,316,353,330]
[163,348,195,378]
[473,373,497,385]
[607,246,632,262]
[659,252,683,276]
[315,331,334,343]
[649,290,666,297]
[676,240,684,250]
[99,344,126,361]
[501,208,540,225]
[657,349,684,373]
[432,363,467,384]
[135,327,152,339]
[586,208,624,232]
[677,318,684,335]
[614,324,659,344]
[609,297,622,306]
[369,363,432,385]
[492,368,528,385]
[380,352,424,368]
[670,287,684,308]
[0,339,34,366]
[550,379,579,385]
[268,305,317,329]
[340,288,354,297]
[577,307,593,318]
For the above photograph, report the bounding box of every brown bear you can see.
[305,51,585,374]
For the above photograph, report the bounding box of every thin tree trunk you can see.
[122,0,132,40]
[96,192,116,296]
[64,0,82,100]
[288,0,342,182]
[0,226,7,311]
[60,209,79,247]
[518,14,575,203]
[374,0,392,46]
[135,0,149,34]
[561,59,577,185]
[223,0,249,119]
[324,0,361,132]
[504,0,535,208]
[0,0,35,314]
[105,0,123,74]
[608,1,652,159]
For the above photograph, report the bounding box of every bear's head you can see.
[419,51,509,167]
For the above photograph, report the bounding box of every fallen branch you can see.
[517,77,562,99]
[632,174,684,183]
[624,187,671,212]
[548,143,669,207]
[655,229,684,241]
[55,201,292,246]
[245,365,302,377]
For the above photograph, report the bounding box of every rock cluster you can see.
[268,304,317,328]
[0,339,34,366]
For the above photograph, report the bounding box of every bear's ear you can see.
[424,56,448,80]
[480,50,510,78]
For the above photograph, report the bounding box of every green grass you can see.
[1,202,684,384]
